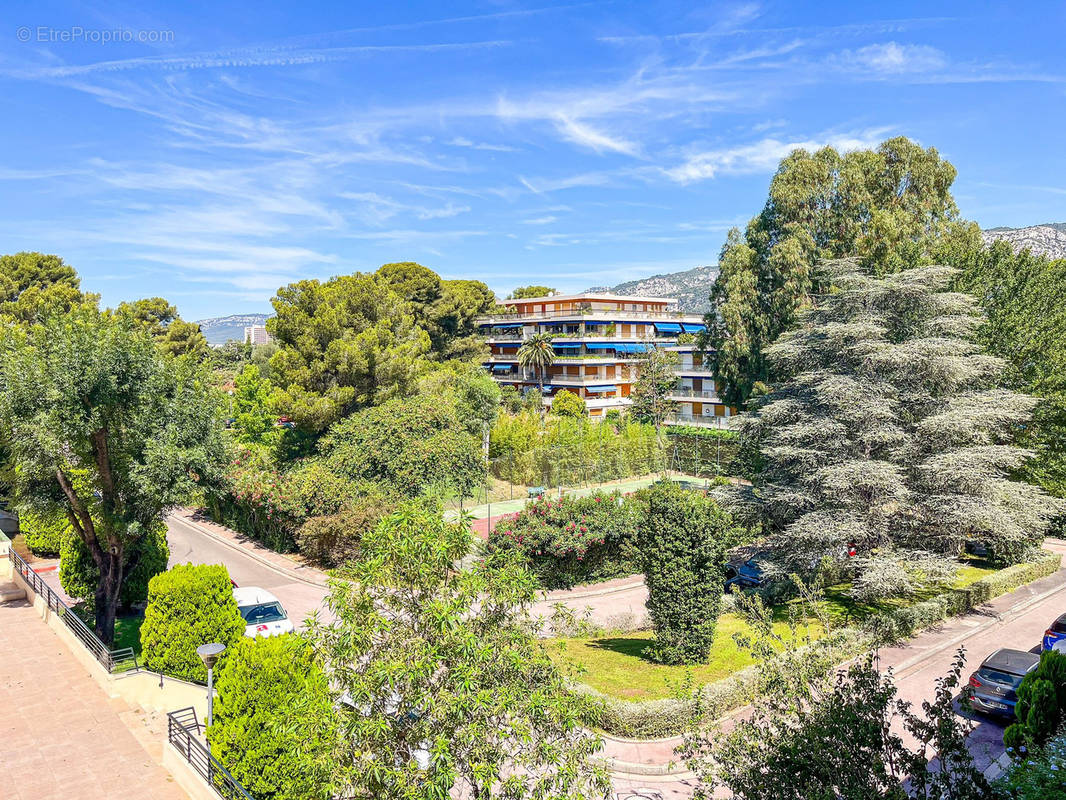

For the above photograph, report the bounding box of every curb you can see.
[167,512,329,589]
[893,562,1066,678]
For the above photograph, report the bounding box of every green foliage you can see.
[508,285,555,299]
[297,505,611,800]
[994,731,1066,799]
[0,306,227,643]
[18,505,67,556]
[499,384,524,414]
[486,491,641,589]
[415,360,500,434]
[231,363,278,445]
[636,481,731,664]
[114,297,210,361]
[0,251,92,324]
[267,263,494,432]
[729,259,1062,585]
[628,346,679,428]
[140,564,244,682]
[295,486,398,568]
[517,332,556,395]
[490,410,665,487]
[1006,650,1066,752]
[61,521,170,610]
[209,636,335,800]
[551,388,586,417]
[955,241,1066,525]
[684,644,990,800]
[319,396,484,498]
[702,137,965,407]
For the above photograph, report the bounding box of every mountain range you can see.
[588,223,1066,312]
[196,313,269,345]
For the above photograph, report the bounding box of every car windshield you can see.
[239,601,287,625]
[977,667,1024,687]
[1052,618,1066,634]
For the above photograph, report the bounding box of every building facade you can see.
[477,292,732,425]
[244,325,272,346]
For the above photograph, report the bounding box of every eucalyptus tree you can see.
[0,307,227,642]
[729,259,1061,587]
[517,332,556,399]
[701,137,968,408]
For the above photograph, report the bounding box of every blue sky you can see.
[1,2,1064,320]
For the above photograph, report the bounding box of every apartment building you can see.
[244,325,272,346]
[477,291,733,425]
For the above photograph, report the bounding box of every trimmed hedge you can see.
[140,563,245,682]
[19,506,68,557]
[577,549,1062,739]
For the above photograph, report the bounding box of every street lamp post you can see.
[196,642,227,729]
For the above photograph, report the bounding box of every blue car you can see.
[1043,613,1066,651]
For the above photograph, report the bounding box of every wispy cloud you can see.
[836,41,947,74]
[663,128,893,183]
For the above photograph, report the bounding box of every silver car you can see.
[967,648,1039,718]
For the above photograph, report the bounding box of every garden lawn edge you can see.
[573,549,1063,739]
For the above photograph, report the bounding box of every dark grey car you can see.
[967,648,1040,718]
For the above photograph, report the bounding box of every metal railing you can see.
[664,414,725,428]
[479,308,700,322]
[7,548,138,673]
[668,389,721,400]
[167,708,255,800]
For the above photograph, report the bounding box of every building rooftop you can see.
[503,291,678,306]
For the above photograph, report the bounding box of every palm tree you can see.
[517,332,556,411]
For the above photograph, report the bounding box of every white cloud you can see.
[551,115,639,156]
[663,128,892,183]
[838,42,947,74]
[522,216,558,225]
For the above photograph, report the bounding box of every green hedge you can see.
[578,550,1062,739]
[140,563,245,682]
[19,506,68,557]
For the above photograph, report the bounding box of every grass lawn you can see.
[549,562,996,701]
[113,614,144,656]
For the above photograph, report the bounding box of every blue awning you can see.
[491,364,513,372]
[553,343,581,350]
[681,323,706,333]
[627,344,650,354]
[653,322,682,334]
[486,322,523,329]
[586,385,618,393]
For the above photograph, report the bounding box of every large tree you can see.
[0,308,227,642]
[628,345,680,436]
[701,137,966,407]
[517,332,556,399]
[0,251,95,325]
[728,259,1062,583]
[298,505,611,800]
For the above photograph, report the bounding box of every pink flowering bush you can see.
[485,491,640,589]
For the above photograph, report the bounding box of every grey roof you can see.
[982,648,1040,675]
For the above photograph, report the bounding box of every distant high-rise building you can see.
[244,325,272,345]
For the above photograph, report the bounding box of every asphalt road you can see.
[165,514,329,629]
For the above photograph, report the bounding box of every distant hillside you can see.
[196,313,270,345]
[981,223,1066,260]
[588,265,718,313]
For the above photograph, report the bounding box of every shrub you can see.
[59,522,170,610]
[209,636,335,800]
[1005,649,1066,752]
[995,731,1066,798]
[636,481,732,664]
[296,486,397,568]
[140,563,244,682]
[485,490,640,589]
[19,506,67,557]
[551,389,586,418]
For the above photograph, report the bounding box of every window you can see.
[238,602,287,625]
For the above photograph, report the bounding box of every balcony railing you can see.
[664,414,725,428]
[669,389,720,401]
[479,308,701,322]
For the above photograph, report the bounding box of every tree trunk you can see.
[93,550,124,645]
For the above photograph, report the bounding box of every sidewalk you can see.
[0,597,188,800]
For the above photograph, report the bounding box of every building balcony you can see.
[675,367,714,377]
[668,389,721,401]
[478,309,704,324]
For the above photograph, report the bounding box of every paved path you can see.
[0,597,188,800]
[166,512,330,629]
[607,540,1066,798]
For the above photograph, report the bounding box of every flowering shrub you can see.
[485,491,640,589]
[208,450,359,552]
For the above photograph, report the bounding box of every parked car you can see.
[0,505,18,536]
[967,648,1040,718]
[233,587,294,639]
[725,555,768,590]
[1043,613,1066,651]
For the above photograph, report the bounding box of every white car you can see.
[233,587,294,639]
